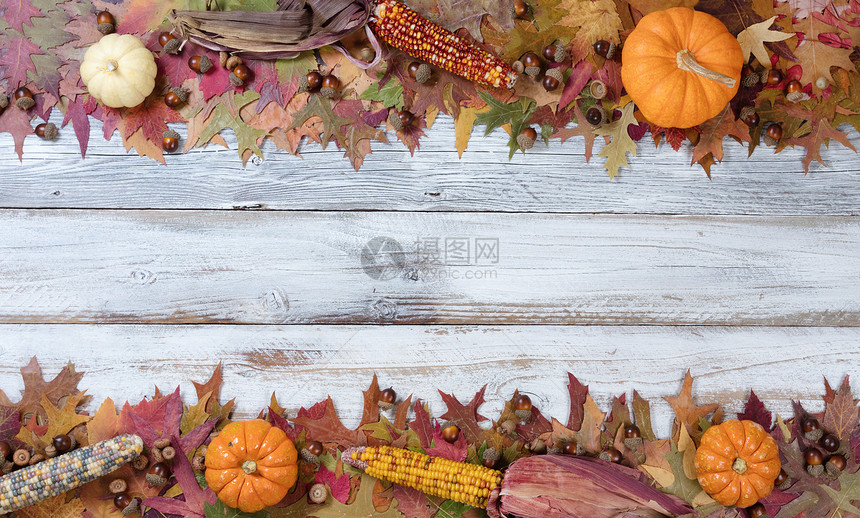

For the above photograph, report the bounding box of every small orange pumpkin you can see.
[621,7,744,128]
[205,419,298,512]
[694,419,781,507]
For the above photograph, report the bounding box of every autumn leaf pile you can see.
[2,358,860,518]
[1,0,859,173]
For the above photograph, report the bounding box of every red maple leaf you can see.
[408,399,435,450]
[314,465,350,503]
[0,101,33,159]
[61,95,97,157]
[0,0,44,33]
[0,34,41,88]
[392,486,431,518]
[737,390,773,431]
[426,421,467,461]
[122,94,184,143]
[438,386,488,444]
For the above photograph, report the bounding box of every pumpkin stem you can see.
[676,49,736,88]
[105,60,118,72]
[242,460,257,474]
[732,457,748,474]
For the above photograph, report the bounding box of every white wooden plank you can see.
[1,112,858,215]
[0,324,847,438]
[0,210,857,325]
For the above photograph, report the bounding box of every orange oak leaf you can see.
[663,370,720,441]
[690,105,752,166]
[18,493,84,518]
[0,358,84,421]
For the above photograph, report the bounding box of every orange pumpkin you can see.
[621,7,744,129]
[205,419,298,512]
[694,419,781,507]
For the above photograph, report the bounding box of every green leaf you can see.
[196,91,266,159]
[697,416,712,434]
[818,469,860,518]
[433,500,470,518]
[359,76,405,110]
[204,500,268,518]
[274,52,318,82]
[594,102,638,178]
[287,95,354,150]
[541,123,552,145]
[632,390,657,442]
[475,91,529,137]
[661,441,705,504]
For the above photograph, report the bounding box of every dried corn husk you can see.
[167,0,380,67]
[486,455,694,518]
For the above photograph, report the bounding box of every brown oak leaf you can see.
[0,358,84,421]
[822,376,859,442]
[664,370,720,441]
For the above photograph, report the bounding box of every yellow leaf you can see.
[560,0,623,60]
[42,392,91,439]
[180,391,212,435]
[677,426,697,481]
[692,490,717,507]
[595,102,639,178]
[454,106,481,158]
[640,465,674,488]
[87,397,120,443]
[425,105,439,129]
[18,493,84,518]
[776,414,792,443]
[736,16,794,67]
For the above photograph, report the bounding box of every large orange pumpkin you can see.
[205,419,298,512]
[694,419,781,508]
[621,7,744,129]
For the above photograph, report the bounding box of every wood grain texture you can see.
[0,113,858,215]
[0,324,849,437]
[1,210,857,325]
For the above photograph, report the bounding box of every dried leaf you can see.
[691,104,752,166]
[438,386,488,445]
[737,390,773,430]
[291,397,365,447]
[663,370,720,441]
[632,390,658,442]
[308,473,402,517]
[822,376,859,441]
[18,493,85,518]
[737,16,795,66]
[594,102,638,178]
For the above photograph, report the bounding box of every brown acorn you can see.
[35,122,58,140]
[763,123,782,146]
[522,52,541,78]
[96,10,115,34]
[542,68,563,91]
[308,483,327,504]
[13,87,35,110]
[163,38,182,55]
[225,55,243,70]
[593,40,616,59]
[512,0,529,19]
[0,91,8,113]
[482,447,501,469]
[300,71,323,92]
[162,130,180,153]
[320,74,340,98]
[740,106,759,127]
[517,126,537,150]
[188,55,213,74]
[164,87,188,109]
[378,387,397,411]
[146,462,171,486]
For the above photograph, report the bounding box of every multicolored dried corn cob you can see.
[369,0,517,89]
[343,445,503,508]
[0,434,143,514]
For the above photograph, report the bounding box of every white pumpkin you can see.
[80,33,157,108]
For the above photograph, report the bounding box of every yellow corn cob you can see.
[0,434,143,513]
[342,445,503,508]
[369,0,517,89]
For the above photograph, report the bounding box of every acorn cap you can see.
[192,455,206,472]
[415,63,432,84]
[763,134,778,146]
[388,110,404,131]
[219,51,229,68]
[545,68,563,82]
[320,86,338,99]
[146,472,168,486]
[299,448,321,466]
[0,93,8,109]
[378,401,395,411]
[44,445,57,458]
[826,461,842,479]
[777,476,792,490]
[589,80,607,99]
[482,448,501,462]
[806,463,824,477]
[121,498,140,516]
[42,122,58,140]
[132,455,149,471]
[741,71,760,88]
[524,66,541,78]
[15,96,35,110]
[739,105,756,121]
[109,479,128,495]
[225,55,243,70]
[553,45,569,63]
[197,55,213,74]
[229,72,244,87]
[514,409,532,421]
[528,438,546,454]
[624,437,644,451]
[97,22,115,35]
[153,438,171,450]
[787,91,808,103]
[308,483,327,504]
[512,61,524,74]
[163,129,180,140]
[805,429,825,442]
[298,74,310,92]
[497,418,517,434]
[170,87,189,102]
[604,42,617,59]
[163,38,181,55]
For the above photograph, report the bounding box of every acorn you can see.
[164,87,188,109]
[300,441,323,466]
[225,55,243,70]
[764,69,782,86]
[0,91,8,113]
[482,447,501,469]
[740,65,760,88]
[589,79,607,100]
[408,62,432,84]
[13,449,30,467]
[132,454,149,471]
[561,441,580,456]
[585,105,607,126]
[511,60,525,74]
[497,418,517,435]
[542,68,563,91]
[230,64,253,87]
[308,483,327,504]
[826,454,846,478]
[747,503,768,518]
[146,462,171,486]
[441,422,460,443]
[109,479,128,494]
[517,127,537,150]
[775,469,790,490]
[542,43,569,63]
[117,495,140,516]
[593,40,616,59]
[527,438,546,454]
[43,445,57,458]
[740,106,759,127]
[378,387,397,411]
[512,0,529,19]
[624,424,644,450]
[763,123,782,146]
[158,32,175,47]
[599,447,623,464]
[299,71,323,93]
[35,122,58,140]
[785,80,805,102]
[192,455,206,472]
[96,11,115,35]
[320,74,340,99]
[188,55,213,74]
[513,394,533,421]
[802,417,823,441]
[162,130,180,153]
[13,87,35,110]
[219,51,229,68]
[53,434,75,453]
[522,52,541,78]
